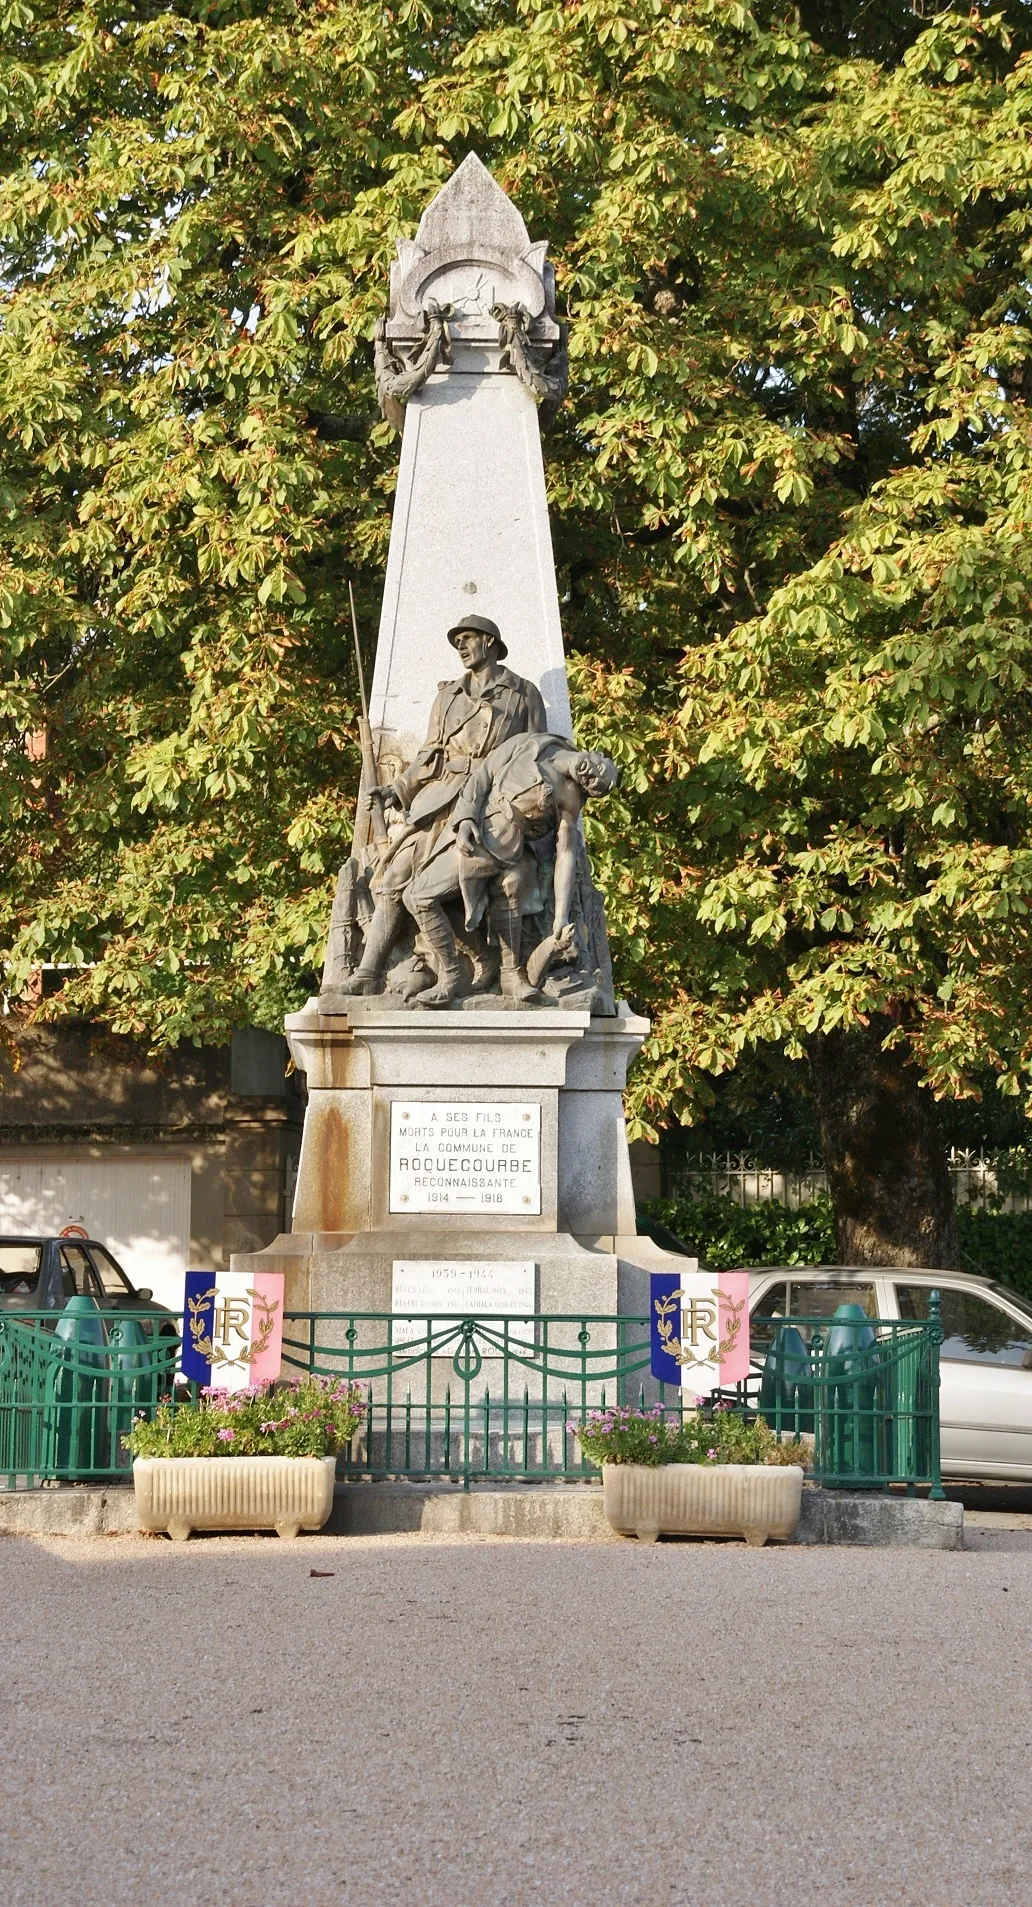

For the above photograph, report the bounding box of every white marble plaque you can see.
[391,1260,537,1348]
[389,1101,542,1215]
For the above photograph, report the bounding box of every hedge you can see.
[643,1195,1032,1308]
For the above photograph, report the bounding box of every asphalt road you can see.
[1,1524,1028,1907]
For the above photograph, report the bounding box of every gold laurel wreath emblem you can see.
[187,1287,280,1369]
[653,1287,744,1369]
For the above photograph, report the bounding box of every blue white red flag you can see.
[650,1270,750,1392]
[181,1271,284,1392]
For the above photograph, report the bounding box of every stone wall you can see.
[0,1021,305,1272]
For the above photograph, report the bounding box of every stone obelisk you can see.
[233,155,692,1319]
[368,152,572,777]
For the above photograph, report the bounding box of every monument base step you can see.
[794,1488,964,1549]
[332,1480,615,1540]
[0,1481,964,1547]
[332,1481,965,1547]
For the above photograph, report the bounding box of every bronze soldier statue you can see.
[339,615,546,996]
[403,733,619,1006]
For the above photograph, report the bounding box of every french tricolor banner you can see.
[181,1271,284,1392]
[650,1270,751,1392]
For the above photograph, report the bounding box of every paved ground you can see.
[1,1524,1029,1907]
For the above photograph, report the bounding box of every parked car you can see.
[747,1264,1032,1482]
[0,1235,174,1329]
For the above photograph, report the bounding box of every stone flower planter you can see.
[133,1455,338,1542]
[602,1462,803,1547]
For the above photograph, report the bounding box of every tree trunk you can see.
[808,1017,959,1269]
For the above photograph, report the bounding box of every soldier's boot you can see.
[490,894,543,1004]
[465,932,502,995]
[413,901,466,1007]
[337,897,404,995]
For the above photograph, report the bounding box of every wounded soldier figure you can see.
[402,732,619,1006]
[339,613,545,997]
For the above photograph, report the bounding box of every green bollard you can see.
[818,1302,882,1489]
[47,1295,111,1478]
[758,1325,814,1437]
[108,1314,153,1472]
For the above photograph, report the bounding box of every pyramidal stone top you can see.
[386,153,559,344]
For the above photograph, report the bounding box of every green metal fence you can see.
[718,1302,945,1498]
[0,1310,180,1488]
[281,1311,653,1485]
[279,1306,943,1495]
[0,1304,943,1497]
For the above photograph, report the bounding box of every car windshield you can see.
[89,1246,132,1298]
[0,1244,42,1294]
[750,1277,879,1357]
[788,1280,877,1320]
[897,1284,1032,1366]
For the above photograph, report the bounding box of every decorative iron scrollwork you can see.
[452,1318,484,1383]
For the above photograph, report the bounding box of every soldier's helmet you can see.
[446,614,508,660]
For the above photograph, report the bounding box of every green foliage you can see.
[956,1207,1032,1306]
[663,1075,824,1176]
[5,0,1032,1153]
[645,1190,1032,1305]
[571,1400,804,1467]
[126,1376,364,1459]
[645,1192,837,1268]
[661,1073,1032,1178]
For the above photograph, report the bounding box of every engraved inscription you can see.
[389,1101,542,1215]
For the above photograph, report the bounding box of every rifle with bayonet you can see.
[320,581,387,991]
[349,579,388,857]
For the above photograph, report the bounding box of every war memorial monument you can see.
[235,154,691,1320]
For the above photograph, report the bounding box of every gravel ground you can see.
[1,1524,1029,1907]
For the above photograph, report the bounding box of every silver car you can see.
[748,1264,1032,1482]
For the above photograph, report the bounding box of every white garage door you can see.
[0,1156,191,1311]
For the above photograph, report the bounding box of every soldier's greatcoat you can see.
[393,668,546,821]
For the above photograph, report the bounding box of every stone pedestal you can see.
[231,998,693,1317]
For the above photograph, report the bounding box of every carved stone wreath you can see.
[492,302,569,424]
[372,298,569,434]
[373,301,452,432]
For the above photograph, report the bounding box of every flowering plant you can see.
[570,1402,806,1469]
[125,1376,365,1460]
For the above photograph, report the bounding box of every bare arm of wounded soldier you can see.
[552,780,585,932]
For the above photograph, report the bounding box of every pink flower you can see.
[217,1427,235,1443]
[707,1447,718,1460]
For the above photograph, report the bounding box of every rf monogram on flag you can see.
[649,1270,751,1391]
[181,1271,285,1392]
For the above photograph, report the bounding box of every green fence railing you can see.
[715,1302,945,1498]
[281,1311,657,1486]
[0,1309,179,1488]
[280,1306,943,1495]
[0,1304,943,1497]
